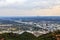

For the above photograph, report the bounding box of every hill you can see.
[0,30,60,40]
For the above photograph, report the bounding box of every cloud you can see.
[0,0,60,9]
[0,0,60,16]
[0,5,60,16]
[0,0,27,7]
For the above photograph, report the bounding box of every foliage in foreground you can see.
[0,30,60,40]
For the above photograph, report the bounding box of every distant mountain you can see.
[0,16,60,24]
[0,16,60,21]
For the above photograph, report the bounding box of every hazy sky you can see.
[0,0,60,16]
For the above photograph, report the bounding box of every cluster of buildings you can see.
[0,21,60,36]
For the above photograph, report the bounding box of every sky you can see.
[0,0,60,16]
